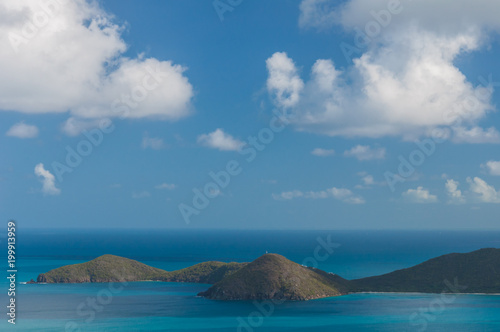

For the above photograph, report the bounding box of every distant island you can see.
[36,254,245,284]
[30,248,500,301]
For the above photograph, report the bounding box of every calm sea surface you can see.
[1,229,499,331]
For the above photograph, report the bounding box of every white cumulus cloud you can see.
[445,179,465,204]
[266,1,500,141]
[197,128,244,151]
[266,52,304,109]
[34,163,60,195]
[328,187,365,204]
[6,121,38,138]
[403,187,437,203]
[0,0,194,121]
[482,161,500,176]
[467,177,500,203]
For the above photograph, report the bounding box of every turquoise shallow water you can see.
[5,283,500,332]
[1,229,500,331]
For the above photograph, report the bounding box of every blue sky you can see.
[1,0,500,229]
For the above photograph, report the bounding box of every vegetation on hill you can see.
[37,255,245,284]
[37,254,168,283]
[159,261,246,283]
[350,248,500,293]
[198,253,348,300]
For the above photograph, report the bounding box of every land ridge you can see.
[31,248,500,301]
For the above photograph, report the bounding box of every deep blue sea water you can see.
[1,229,500,331]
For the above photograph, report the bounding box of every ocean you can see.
[1,229,500,331]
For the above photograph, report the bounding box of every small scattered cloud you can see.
[34,163,60,195]
[206,187,222,197]
[361,174,375,186]
[61,117,105,137]
[197,128,244,151]
[142,133,166,150]
[132,191,151,199]
[155,183,176,190]
[355,172,386,189]
[328,188,365,204]
[482,161,500,176]
[467,177,500,203]
[344,145,386,161]
[273,187,364,204]
[362,175,376,186]
[445,179,465,204]
[311,148,335,157]
[403,187,438,203]
[299,0,338,31]
[452,127,500,144]
[272,190,304,201]
[6,122,38,138]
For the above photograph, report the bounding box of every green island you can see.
[30,248,500,301]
